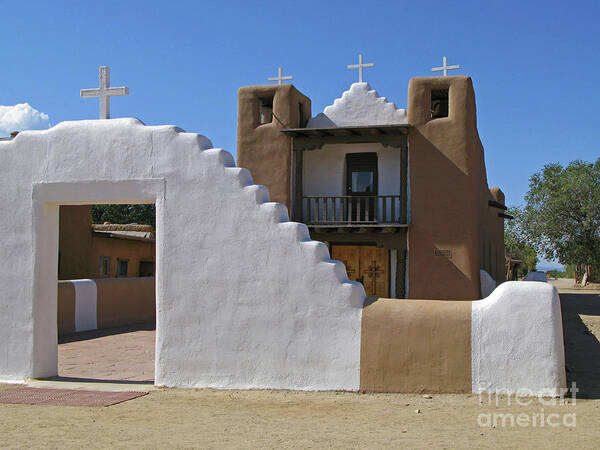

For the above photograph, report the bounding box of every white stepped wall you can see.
[472,281,566,396]
[0,118,365,389]
[307,82,407,128]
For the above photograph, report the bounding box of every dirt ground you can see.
[0,385,598,448]
[1,282,599,449]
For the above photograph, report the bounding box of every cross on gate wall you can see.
[80,66,129,119]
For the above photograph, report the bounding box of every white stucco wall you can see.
[471,281,566,396]
[0,118,365,389]
[306,82,407,128]
[303,143,401,197]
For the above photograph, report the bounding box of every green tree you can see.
[92,204,155,227]
[522,159,600,279]
[505,206,538,278]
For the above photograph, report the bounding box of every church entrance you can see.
[331,245,389,298]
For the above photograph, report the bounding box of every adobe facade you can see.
[237,76,506,300]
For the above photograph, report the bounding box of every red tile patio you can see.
[58,323,155,382]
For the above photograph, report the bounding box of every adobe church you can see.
[0,62,565,395]
[237,59,506,300]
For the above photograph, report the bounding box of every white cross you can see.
[80,66,129,119]
[268,67,293,85]
[431,56,460,76]
[347,53,374,83]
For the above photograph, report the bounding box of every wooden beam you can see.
[307,223,411,229]
[400,145,408,224]
[292,133,407,151]
[293,148,303,221]
[488,200,508,210]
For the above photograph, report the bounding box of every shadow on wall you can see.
[480,269,496,298]
[560,292,600,399]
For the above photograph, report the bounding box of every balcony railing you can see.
[302,195,403,225]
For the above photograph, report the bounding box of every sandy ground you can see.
[0,385,598,448]
[0,283,599,449]
[548,277,600,293]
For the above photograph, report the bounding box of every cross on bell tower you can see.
[80,66,129,119]
[347,53,375,83]
[431,56,460,76]
[268,67,293,85]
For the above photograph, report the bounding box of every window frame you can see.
[99,256,111,277]
[345,153,378,196]
[116,258,129,277]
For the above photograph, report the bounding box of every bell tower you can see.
[236,84,311,209]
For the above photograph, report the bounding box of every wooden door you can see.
[331,245,389,298]
[359,246,389,298]
[346,153,378,222]
[331,245,360,281]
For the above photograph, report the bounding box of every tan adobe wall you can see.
[360,298,472,393]
[95,277,155,329]
[57,281,76,335]
[407,76,504,299]
[91,234,155,278]
[57,277,155,335]
[236,84,311,209]
[58,205,94,280]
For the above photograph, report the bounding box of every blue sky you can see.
[1,1,597,239]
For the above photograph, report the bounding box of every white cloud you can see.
[0,103,51,137]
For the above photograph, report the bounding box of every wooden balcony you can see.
[301,195,409,229]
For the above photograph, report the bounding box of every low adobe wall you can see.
[57,277,155,335]
[360,281,566,395]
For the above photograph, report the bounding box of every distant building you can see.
[58,205,155,280]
